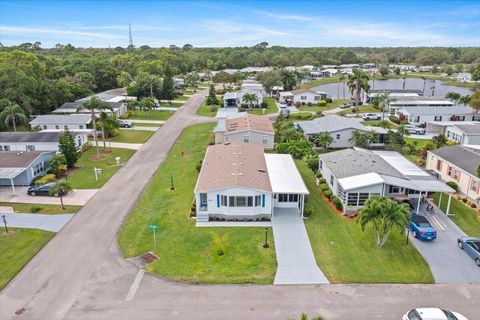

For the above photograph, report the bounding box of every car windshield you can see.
[442,309,458,320]
[470,241,480,252]
[407,310,422,320]
[418,222,431,228]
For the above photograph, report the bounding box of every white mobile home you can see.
[0,131,88,152]
[29,114,92,132]
[396,106,476,125]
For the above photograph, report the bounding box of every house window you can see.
[31,162,44,176]
[288,194,299,202]
[336,133,341,139]
[457,116,465,121]
[301,96,307,100]
[447,166,452,177]
[472,115,480,121]
[43,125,47,130]
[347,193,358,206]
[26,145,35,151]
[319,160,323,169]
[243,135,249,143]
[79,125,84,129]
[389,185,400,193]
[200,193,207,206]
[453,169,459,180]
[262,135,268,144]
[228,196,253,207]
[55,125,60,129]
[472,180,478,192]
[434,116,442,121]
[2,145,9,151]
[330,175,334,186]
[413,116,420,123]
[314,96,321,101]
[255,195,261,206]
[358,193,370,205]
[436,160,442,171]
[221,195,227,206]
[278,194,298,202]
[236,196,247,207]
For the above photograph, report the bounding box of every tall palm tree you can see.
[445,92,461,104]
[458,95,471,106]
[77,96,111,158]
[421,76,427,94]
[377,90,391,121]
[0,102,28,132]
[357,196,410,248]
[430,85,436,96]
[48,180,72,210]
[347,69,370,111]
[97,111,116,149]
[242,93,258,109]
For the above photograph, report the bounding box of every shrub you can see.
[462,197,468,203]
[326,97,333,103]
[30,206,42,213]
[471,203,477,208]
[295,102,301,107]
[351,108,356,113]
[317,100,327,107]
[260,102,268,108]
[389,115,401,124]
[119,110,133,119]
[196,160,203,172]
[323,190,333,198]
[316,171,323,178]
[81,141,92,152]
[304,154,319,172]
[307,102,312,107]
[319,178,326,184]
[34,173,56,185]
[304,206,313,217]
[319,183,329,193]
[446,181,459,191]
[331,196,343,210]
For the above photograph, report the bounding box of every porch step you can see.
[196,213,209,222]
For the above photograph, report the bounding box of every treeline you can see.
[1,43,480,118]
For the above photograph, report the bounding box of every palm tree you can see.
[430,85,436,96]
[421,76,426,94]
[139,97,156,117]
[347,69,370,111]
[96,111,116,149]
[314,132,333,149]
[357,196,410,248]
[185,72,200,92]
[377,90,391,121]
[445,92,461,104]
[77,96,111,158]
[458,95,471,106]
[203,69,212,81]
[0,102,28,132]
[48,180,72,210]
[242,93,258,109]
[397,124,410,139]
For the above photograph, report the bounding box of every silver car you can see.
[404,124,426,135]
[458,236,480,266]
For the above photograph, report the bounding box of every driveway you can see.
[409,201,480,283]
[1,213,74,232]
[120,126,159,132]
[109,142,144,150]
[0,187,98,206]
[271,208,329,284]
[129,119,166,125]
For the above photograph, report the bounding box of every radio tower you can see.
[128,20,133,47]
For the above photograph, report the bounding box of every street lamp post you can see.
[170,174,175,190]
[2,215,8,233]
[263,227,269,248]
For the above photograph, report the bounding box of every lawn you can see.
[298,77,342,89]
[248,98,278,115]
[0,228,54,290]
[361,120,398,129]
[67,147,136,189]
[434,193,480,238]
[404,137,432,149]
[0,202,81,214]
[111,130,154,143]
[197,101,219,117]
[118,123,277,284]
[129,110,174,121]
[442,81,479,88]
[297,160,434,283]
[338,105,379,116]
[290,112,314,121]
[298,99,350,112]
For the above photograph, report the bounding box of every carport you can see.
[0,168,24,195]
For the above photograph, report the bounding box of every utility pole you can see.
[128,20,133,47]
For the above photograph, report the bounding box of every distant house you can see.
[427,145,480,201]
[29,114,92,132]
[457,73,472,82]
[194,142,309,224]
[278,91,294,104]
[292,89,328,105]
[0,131,88,152]
[296,115,385,148]
[214,114,274,149]
[223,83,266,108]
[418,66,433,72]
[319,148,454,214]
[395,106,477,125]
[0,151,55,189]
[444,124,480,145]
[388,96,455,115]
[271,86,284,96]
[320,68,338,77]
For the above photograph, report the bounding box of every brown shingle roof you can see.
[195,142,272,192]
[0,151,54,168]
[225,114,274,135]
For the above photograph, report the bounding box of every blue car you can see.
[409,214,437,240]
[458,236,480,267]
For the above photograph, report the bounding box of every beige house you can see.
[427,145,480,201]
[214,114,274,149]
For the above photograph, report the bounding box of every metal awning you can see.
[0,168,25,179]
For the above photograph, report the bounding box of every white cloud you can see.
[259,11,312,21]
[1,26,124,40]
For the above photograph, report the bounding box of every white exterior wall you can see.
[397,111,475,125]
[224,131,274,149]
[329,129,358,148]
[293,92,322,105]
[1,133,88,152]
[196,187,273,218]
[34,123,89,131]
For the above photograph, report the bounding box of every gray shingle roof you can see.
[30,114,92,125]
[399,106,474,115]
[319,148,405,179]
[453,124,480,135]
[54,101,123,113]
[0,151,54,168]
[0,131,62,143]
[429,145,480,177]
[297,115,368,135]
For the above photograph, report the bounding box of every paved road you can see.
[1,90,480,320]
[409,202,480,283]
[0,187,98,206]
[1,213,74,232]
[272,208,329,284]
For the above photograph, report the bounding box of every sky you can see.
[1,0,480,48]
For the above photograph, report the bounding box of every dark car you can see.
[27,182,56,196]
[458,236,480,267]
[340,103,352,109]
[410,214,437,240]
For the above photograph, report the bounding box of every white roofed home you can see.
[395,106,477,126]
[29,114,92,133]
[319,148,454,215]
[194,142,309,225]
[214,114,274,149]
[444,123,480,145]
[0,131,89,152]
[292,89,328,105]
[457,72,472,82]
[388,96,454,115]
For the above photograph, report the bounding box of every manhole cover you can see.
[140,251,159,264]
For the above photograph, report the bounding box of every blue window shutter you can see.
[217,194,220,207]
[262,194,265,207]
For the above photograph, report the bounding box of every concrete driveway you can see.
[1,213,74,232]
[271,208,329,284]
[0,187,97,206]
[120,126,159,132]
[409,202,480,283]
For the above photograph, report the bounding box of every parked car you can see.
[118,119,133,128]
[362,113,381,121]
[27,182,56,196]
[402,308,469,320]
[280,109,290,118]
[409,214,437,240]
[457,236,480,266]
[404,124,426,135]
[340,103,352,109]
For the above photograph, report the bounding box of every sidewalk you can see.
[1,213,74,232]
[130,119,166,124]
[109,142,143,150]
[120,126,159,132]
[0,187,97,206]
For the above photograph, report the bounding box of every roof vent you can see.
[258,169,266,173]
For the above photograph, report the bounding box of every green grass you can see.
[434,193,480,238]
[197,101,219,117]
[132,122,161,128]
[361,120,398,129]
[404,137,432,149]
[298,77,342,89]
[248,98,278,115]
[443,81,479,88]
[338,105,379,116]
[67,147,136,189]
[176,95,190,101]
[0,228,54,290]
[0,202,81,214]
[290,112,314,121]
[298,99,350,112]
[298,160,434,283]
[111,130,154,143]
[118,123,276,284]
[129,110,174,121]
